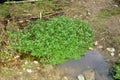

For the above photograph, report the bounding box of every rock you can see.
[87,12,91,16]
[110,52,115,56]
[94,41,98,46]
[106,48,115,52]
[25,61,28,65]
[33,61,39,64]
[26,69,33,73]
[89,47,94,50]
[97,45,103,49]
[114,5,118,7]
[83,70,95,80]
[63,76,68,80]
[77,74,85,80]
[19,20,24,23]
[118,54,120,56]
[15,55,20,59]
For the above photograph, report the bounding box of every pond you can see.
[57,50,113,80]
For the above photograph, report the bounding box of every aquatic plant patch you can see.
[8,16,94,64]
[113,60,120,80]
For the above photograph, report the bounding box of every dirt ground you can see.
[0,0,120,80]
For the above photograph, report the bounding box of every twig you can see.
[5,0,38,4]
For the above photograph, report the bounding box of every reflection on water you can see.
[57,50,113,80]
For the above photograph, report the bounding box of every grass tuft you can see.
[97,7,120,18]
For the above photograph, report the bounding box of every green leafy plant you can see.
[113,60,120,80]
[9,16,94,64]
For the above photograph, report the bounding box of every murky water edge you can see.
[56,50,113,80]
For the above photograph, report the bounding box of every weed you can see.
[0,50,12,61]
[113,60,120,80]
[0,0,58,19]
[22,59,34,69]
[8,16,94,64]
[97,7,120,18]
[0,4,9,17]
[113,38,120,45]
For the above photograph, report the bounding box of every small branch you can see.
[30,11,64,20]
[5,0,38,4]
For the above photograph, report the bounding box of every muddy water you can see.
[57,50,113,80]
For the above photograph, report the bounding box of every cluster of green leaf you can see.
[113,60,120,80]
[8,16,94,64]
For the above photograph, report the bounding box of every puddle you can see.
[57,50,113,80]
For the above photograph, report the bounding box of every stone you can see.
[26,69,33,73]
[114,5,118,7]
[19,20,24,23]
[83,70,95,80]
[63,76,68,80]
[110,52,115,56]
[33,61,39,64]
[94,41,98,46]
[89,47,94,50]
[15,55,20,59]
[97,45,103,49]
[118,53,120,56]
[77,74,85,80]
[106,48,115,52]
[25,61,28,65]
[87,12,91,16]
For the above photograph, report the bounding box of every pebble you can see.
[89,47,94,50]
[97,45,103,49]
[118,54,120,56]
[110,52,115,56]
[26,69,33,73]
[19,20,24,23]
[87,12,91,16]
[33,61,39,64]
[63,76,68,80]
[78,74,85,80]
[15,55,20,59]
[83,70,95,80]
[106,48,115,52]
[26,13,32,16]
[114,5,118,7]
[25,61,28,65]
[94,41,98,46]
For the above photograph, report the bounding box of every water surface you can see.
[57,50,113,80]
